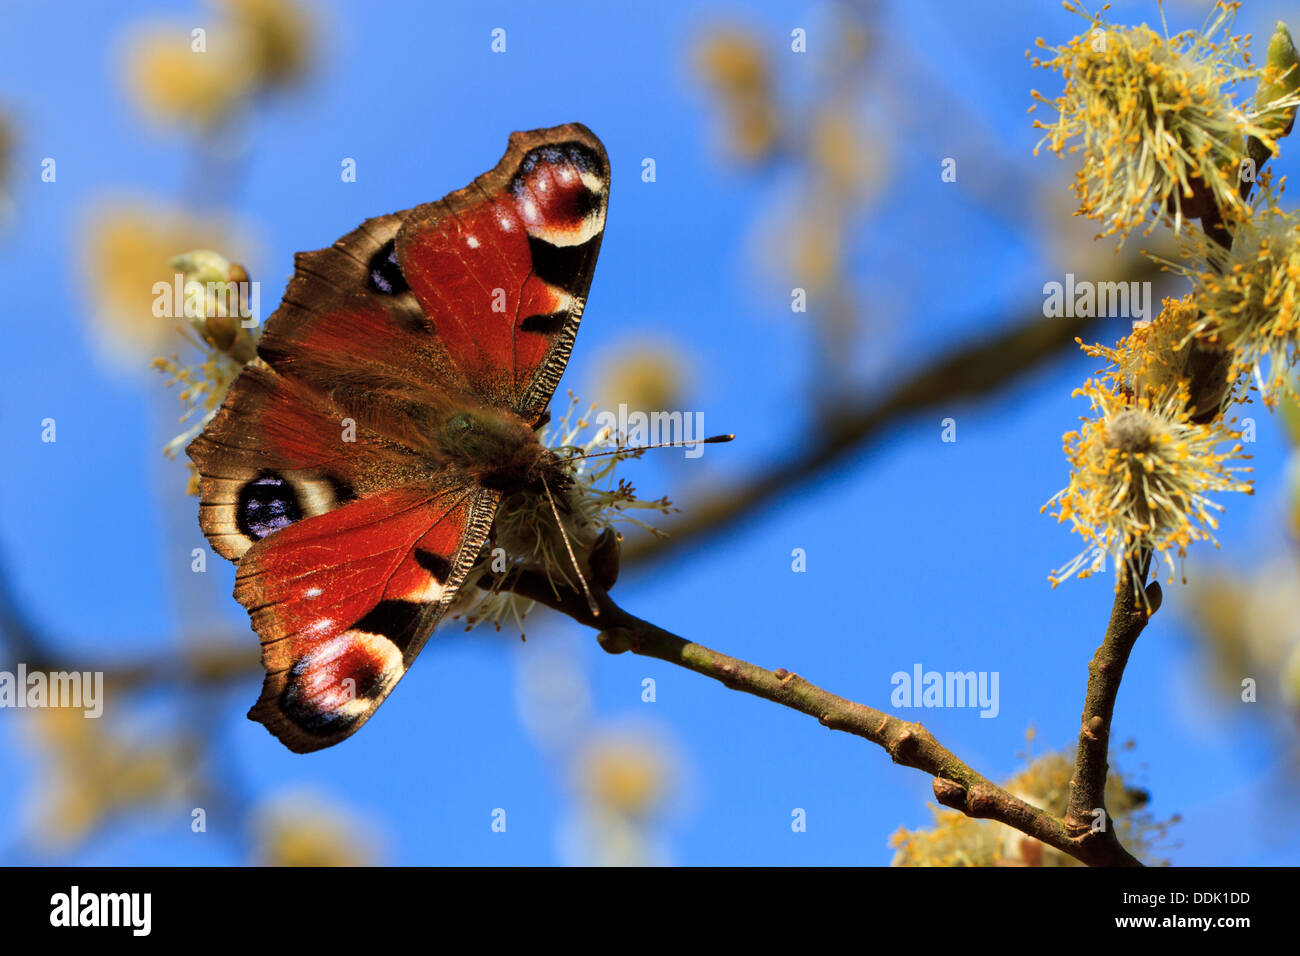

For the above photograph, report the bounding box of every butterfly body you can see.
[188,124,609,752]
[435,405,570,495]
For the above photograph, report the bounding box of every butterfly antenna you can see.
[539,475,601,619]
[565,433,735,462]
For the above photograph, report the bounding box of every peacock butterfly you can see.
[188,123,610,753]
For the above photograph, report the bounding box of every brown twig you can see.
[497,565,1144,866]
[1064,559,1158,864]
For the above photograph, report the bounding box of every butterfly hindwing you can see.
[237,479,499,753]
[396,122,609,422]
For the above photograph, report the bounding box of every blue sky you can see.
[1,0,1298,865]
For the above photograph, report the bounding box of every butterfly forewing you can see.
[396,123,609,422]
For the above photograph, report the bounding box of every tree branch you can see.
[496,566,1144,866]
[624,257,1164,569]
[1065,556,1156,851]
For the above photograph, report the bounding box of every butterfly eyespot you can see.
[237,473,303,541]
[281,632,398,735]
[366,238,409,295]
[511,141,603,190]
[508,141,606,262]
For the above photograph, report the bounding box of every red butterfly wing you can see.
[236,480,498,753]
[395,123,609,421]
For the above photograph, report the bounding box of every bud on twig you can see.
[1244,22,1300,193]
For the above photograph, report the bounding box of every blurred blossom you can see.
[786,202,843,295]
[558,806,663,868]
[123,1,313,133]
[220,0,315,91]
[810,107,880,200]
[512,639,593,752]
[1183,560,1300,709]
[1280,388,1300,446]
[695,10,880,396]
[891,742,1175,866]
[510,641,687,867]
[694,28,779,162]
[590,338,688,415]
[124,23,255,131]
[1284,395,1300,538]
[0,111,13,230]
[253,791,380,867]
[832,14,871,72]
[22,708,195,853]
[1286,643,1300,708]
[576,731,672,819]
[560,727,679,866]
[78,199,251,367]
